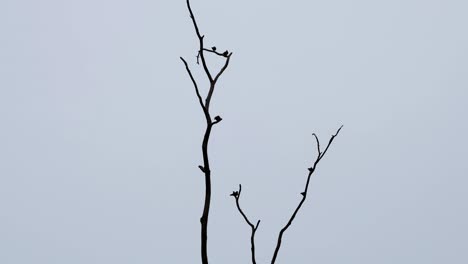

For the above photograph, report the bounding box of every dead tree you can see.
[180,1,342,263]
[180,0,231,263]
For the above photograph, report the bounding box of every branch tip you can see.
[255,220,261,230]
[271,126,343,263]
[336,125,344,134]
[312,133,321,155]
[198,165,205,172]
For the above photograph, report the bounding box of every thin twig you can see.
[319,125,343,161]
[270,126,343,264]
[231,184,261,264]
[180,57,205,111]
[312,133,321,156]
[206,53,232,110]
[186,0,213,82]
[213,53,232,84]
[203,48,231,57]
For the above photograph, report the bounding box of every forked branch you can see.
[230,185,261,264]
[270,125,343,264]
[180,1,232,263]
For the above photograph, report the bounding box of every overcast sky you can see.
[1,0,467,263]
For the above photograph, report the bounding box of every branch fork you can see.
[180,1,233,264]
[181,1,343,263]
[232,126,343,264]
[230,184,261,264]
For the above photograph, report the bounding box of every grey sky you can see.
[1,0,467,263]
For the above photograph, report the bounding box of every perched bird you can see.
[230,191,239,197]
[222,50,228,57]
[214,116,222,122]
[211,46,217,51]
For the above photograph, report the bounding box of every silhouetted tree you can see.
[180,1,342,263]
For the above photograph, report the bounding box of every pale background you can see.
[1,0,467,263]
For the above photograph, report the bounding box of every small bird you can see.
[230,191,239,197]
[214,116,222,122]
[211,46,217,51]
[222,50,228,57]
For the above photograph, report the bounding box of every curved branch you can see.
[270,126,343,264]
[231,184,261,264]
[206,53,232,110]
[312,133,321,156]
[214,53,232,84]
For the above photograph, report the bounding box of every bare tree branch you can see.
[312,133,321,156]
[205,53,231,110]
[231,184,261,264]
[186,0,213,83]
[319,125,343,161]
[180,57,205,110]
[182,2,342,263]
[270,126,343,264]
[203,48,230,57]
[213,53,232,84]
[180,1,233,263]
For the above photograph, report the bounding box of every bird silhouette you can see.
[211,46,217,51]
[214,116,222,122]
[222,50,228,57]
